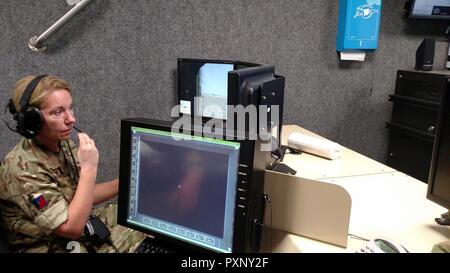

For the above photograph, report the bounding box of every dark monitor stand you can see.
[435,211,450,226]
[266,146,297,176]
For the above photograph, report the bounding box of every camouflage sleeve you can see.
[11,172,69,236]
[431,240,450,253]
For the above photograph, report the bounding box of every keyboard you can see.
[134,237,174,253]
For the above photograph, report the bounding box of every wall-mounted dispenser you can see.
[336,0,382,61]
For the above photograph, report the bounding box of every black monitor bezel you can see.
[177,58,260,72]
[408,0,450,20]
[227,65,285,160]
[117,118,259,253]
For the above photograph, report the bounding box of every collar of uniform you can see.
[26,138,61,169]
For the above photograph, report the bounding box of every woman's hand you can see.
[77,133,99,171]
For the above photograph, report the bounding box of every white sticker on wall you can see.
[180,100,191,115]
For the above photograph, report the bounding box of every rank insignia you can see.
[30,193,48,210]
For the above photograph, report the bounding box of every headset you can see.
[5,75,48,139]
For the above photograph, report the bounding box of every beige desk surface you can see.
[319,172,449,253]
[281,125,396,180]
[264,125,450,253]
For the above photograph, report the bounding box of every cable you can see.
[445,25,450,41]
[348,233,370,242]
[263,193,273,253]
[281,145,302,155]
[66,125,84,180]
[65,139,80,181]
[105,238,120,253]
[73,125,83,133]
[445,25,450,70]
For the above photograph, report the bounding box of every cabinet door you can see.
[386,127,433,183]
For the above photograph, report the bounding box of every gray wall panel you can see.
[1,0,449,181]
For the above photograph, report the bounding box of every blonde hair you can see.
[11,75,71,112]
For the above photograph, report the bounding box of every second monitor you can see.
[177,58,285,153]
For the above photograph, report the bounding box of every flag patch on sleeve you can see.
[30,193,48,210]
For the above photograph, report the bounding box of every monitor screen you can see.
[409,0,450,19]
[196,63,233,119]
[178,58,259,120]
[123,126,240,252]
[118,118,268,253]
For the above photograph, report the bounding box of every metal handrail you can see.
[28,0,93,52]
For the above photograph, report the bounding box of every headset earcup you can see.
[16,111,26,135]
[20,107,43,139]
[9,75,47,138]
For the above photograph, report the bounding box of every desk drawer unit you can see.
[386,122,434,182]
[386,70,449,183]
[389,95,439,134]
[395,71,446,102]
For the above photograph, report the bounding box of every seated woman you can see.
[0,75,145,253]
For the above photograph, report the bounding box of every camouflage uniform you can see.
[0,138,145,253]
[431,240,450,253]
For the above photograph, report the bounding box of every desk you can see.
[262,125,450,253]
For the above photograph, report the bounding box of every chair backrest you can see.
[0,229,10,253]
[0,163,11,253]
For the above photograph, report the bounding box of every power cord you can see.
[348,233,370,242]
[263,193,273,253]
[445,25,450,40]
[281,145,302,155]
[65,139,80,181]
[445,25,450,69]
[105,238,120,253]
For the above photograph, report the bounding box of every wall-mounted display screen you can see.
[409,0,450,19]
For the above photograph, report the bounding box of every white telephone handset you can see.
[357,237,409,253]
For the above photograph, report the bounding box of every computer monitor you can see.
[178,58,259,120]
[178,58,287,171]
[427,87,450,225]
[406,0,450,20]
[228,65,285,163]
[117,118,268,252]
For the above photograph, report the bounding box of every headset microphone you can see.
[73,125,82,133]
